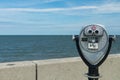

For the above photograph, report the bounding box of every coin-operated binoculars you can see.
[73,24,114,80]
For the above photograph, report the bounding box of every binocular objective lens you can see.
[95,30,99,34]
[88,30,92,34]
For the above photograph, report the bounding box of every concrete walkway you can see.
[0,54,120,80]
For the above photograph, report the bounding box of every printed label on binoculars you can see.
[88,43,98,50]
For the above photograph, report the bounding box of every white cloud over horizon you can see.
[0,6,97,12]
[0,2,119,15]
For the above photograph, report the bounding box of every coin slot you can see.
[81,37,88,41]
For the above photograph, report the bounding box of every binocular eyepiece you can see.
[84,25,104,37]
[88,30,99,35]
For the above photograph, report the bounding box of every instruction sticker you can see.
[88,43,98,50]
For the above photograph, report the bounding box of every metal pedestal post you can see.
[87,67,99,80]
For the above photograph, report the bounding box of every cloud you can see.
[96,3,120,13]
[0,6,97,12]
[42,0,62,3]
[0,2,119,15]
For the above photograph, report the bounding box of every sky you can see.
[0,0,120,35]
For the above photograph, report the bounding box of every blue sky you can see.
[0,0,120,35]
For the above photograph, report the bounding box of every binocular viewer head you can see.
[74,24,112,66]
[80,24,108,53]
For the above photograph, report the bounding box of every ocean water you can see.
[0,35,119,63]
